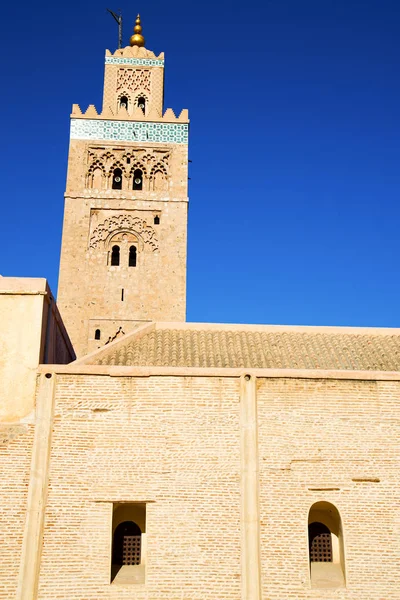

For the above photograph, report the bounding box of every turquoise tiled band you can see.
[105,57,164,67]
[70,119,188,144]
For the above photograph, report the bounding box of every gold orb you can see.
[130,33,145,47]
[130,14,145,47]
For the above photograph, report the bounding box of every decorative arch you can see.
[308,501,346,589]
[108,162,126,190]
[130,163,147,191]
[89,214,159,252]
[134,92,149,115]
[107,161,126,179]
[150,162,168,192]
[87,160,106,189]
[117,91,131,113]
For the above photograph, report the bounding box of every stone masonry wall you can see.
[14,372,399,599]
[258,377,400,599]
[37,375,241,599]
[0,424,34,599]
[58,137,188,358]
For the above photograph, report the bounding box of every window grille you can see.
[310,533,332,562]
[122,535,141,565]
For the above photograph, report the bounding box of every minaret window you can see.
[94,329,101,340]
[112,168,123,190]
[111,245,120,266]
[119,96,129,111]
[137,96,146,114]
[154,215,160,225]
[133,169,143,191]
[129,246,137,267]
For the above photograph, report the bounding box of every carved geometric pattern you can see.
[105,57,164,67]
[71,119,188,144]
[117,68,151,93]
[89,215,159,251]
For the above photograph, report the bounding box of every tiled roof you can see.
[88,323,400,371]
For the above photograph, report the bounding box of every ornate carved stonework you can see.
[89,214,159,251]
[85,146,170,191]
[116,68,151,93]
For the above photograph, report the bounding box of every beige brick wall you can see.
[0,424,34,598]
[37,375,241,599]
[8,372,399,599]
[258,378,400,598]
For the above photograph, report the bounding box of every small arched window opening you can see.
[308,502,345,589]
[112,168,123,190]
[111,245,120,266]
[112,521,141,567]
[129,245,137,267]
[133,169,143,191]
[94,329,101,340]
[154,215,160,225]
[119,95,129,111]
[137,96,146,114]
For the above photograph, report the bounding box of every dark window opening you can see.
[111,245,120,266]
[133,169,143,191]
[111,503,146,584]
[309,522,332,563]
[112,521,141,567]
[154,215,160,225]
[95,329,101,340]
[112,168,123,190]
[119,96,129,110]
[121,288,124,301]
[129,246,137,267]
[126,157,131,164]
[137,96,146,114]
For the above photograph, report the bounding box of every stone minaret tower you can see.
[57,16,189,357]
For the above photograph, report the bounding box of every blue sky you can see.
[1,0,399,327]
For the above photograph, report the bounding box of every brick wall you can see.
[0,424,34,598]
[5,372,399,598]
[258,378,400,599]
[37,375,241,599]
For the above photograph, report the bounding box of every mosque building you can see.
[0,16,399,600]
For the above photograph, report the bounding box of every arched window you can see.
[154,215,160,225]
[112,521,142,567]
[309,522,332,562]
[133,168,143,191]
[137,96,146,114]
[129,246,137,267]
[111,245,120,266]
[119,95,129,111]
[95,329,101,340]
[112,168,123,190]
[308,502,345,588]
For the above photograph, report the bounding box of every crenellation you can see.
[71,106,189,123]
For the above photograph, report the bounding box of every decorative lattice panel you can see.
[310,533,332,562]
[117,68,151,92]
[122,535,141,565]
[70,119,189,144]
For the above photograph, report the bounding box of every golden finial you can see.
[130,14,145,47]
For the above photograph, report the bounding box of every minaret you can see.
[57,17,189,357]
